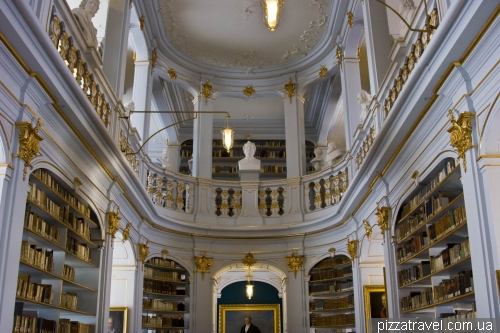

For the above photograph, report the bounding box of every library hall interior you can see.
[0,0,499,332]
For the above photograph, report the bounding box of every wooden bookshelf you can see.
[395,158,477,319]
[308,255,355,332]
[142,257,189,332]
[14,168,100,333]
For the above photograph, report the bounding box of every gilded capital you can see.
[284,78,296,103]
[138,242,149,265]
[106,208,121,238]
[194,251,213,280]
[347,239,358,261]
[16,119,43,180]
[285,250,304,278]
[376,206,391,238]
[447,111,475,172]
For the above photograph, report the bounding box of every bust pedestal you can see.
[237,158,263,226]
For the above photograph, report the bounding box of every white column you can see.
[130,61,153,145]
[362,0,392,95]
[0,158,30,329]
[192,97,214,179]
[340,58,363,150]
[382,227,400,318]
[168,144,181,172]
[95,236,114,333]
[352,256,364,331]
[191,271,213,333]
[284,272,308,333]
[284,95,306,178]
[133,260,145,332]
[102,0,131,100]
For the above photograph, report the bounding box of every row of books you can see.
[66,236,91,262]
[439,303,477,319]
[58,319,95,333]
[309,295,354,310]
[312,257,351,270]
[33,169,91,217]
[430,238,470,272]
[180,149,192,158]
[399,159,456,217]
[13,315,57,333]
[261,165,287,174]
[147,258,182,269]
[310,266,353,281]
[20,241,54,273]
[28,185,65,223]
[144,267,182,282]
[144,281,185,295]
[63,264,75,281]
[310,313,355,327]
[60,292,78,310]
[24,207,61,245]
[258,150,286,158]
[428,205,467,243]
[143,299,185,311]
[16,275,54,304]
[67,213,91,241]
[400,270,474,311]
[142,315,185,328]
[396,206,426,241]
[212,166,237,174]
[309,281,353,294]
[211,150,243,158]
[212,140,285,147]
[398,261,431,287]
[396,231,429,263]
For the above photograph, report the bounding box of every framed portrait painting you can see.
[109,307,127,333]
[364,285,387,329]
[219,304,281,333]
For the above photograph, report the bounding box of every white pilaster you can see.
[284,271,308,333]
[340,58,363,150]
[192,97,214,179]
[168,144,181,172]
[362,0,393,95]
[133,261,145,332]
[95,235,114,333]
[191,271,213,333]
[284,95,306,178]
[130,61,153,145]
[102,0,131,100]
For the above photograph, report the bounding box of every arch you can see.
[481,92,500,155]
[112,231,137,266]
[304,252,351,273]
[344,2,365,58]
[129,6,148,61]
[145,252,194,273]
[0,118,10,165]
[212,260,287,280]
[359,227,384,263]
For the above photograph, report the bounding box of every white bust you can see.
[310,147,324,171]
[357,90,373,123]
[72,0,100,49]
[125,101,135,114]
[159,146,172,169]
[325,141,344,167]
[238,141,260,170]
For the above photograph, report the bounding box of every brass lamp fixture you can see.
[220,115,235,153]
[261,0,284,31]
[245,271,254,299]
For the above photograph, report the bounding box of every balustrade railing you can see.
[258,186,286,217]
[303,168,348,213]
[146,168,194,214]
[213,186,242,217]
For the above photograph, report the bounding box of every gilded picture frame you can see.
[219,304,281,333]
[364,285,386,330]
[109,307,128,333]
[496,270,500,300]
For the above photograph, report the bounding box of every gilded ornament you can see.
[161,249,169,258]
[347,11,354,28]
[357,47,361,59]
[284,78,296,103]
[447,111,475,172]
[401,65,409,83]
[106,207,121,238]
[49,15,62,48]
[133,51,136,63]
[328,247,336,256]
[122,222,131,243]
[243,85,255,98]
[16,119,43,180]
[201,79,213,103]
[242,252,257,268]
[319,65,328,78]
[139,15,145,31]
[168,68,177,80]
[285,250,304,278]
[347,239,358,261]
[138,241,149,265]
[336,46,342,68]
[363,220,372,240]
[194,251,213,280]
[151,47,157,74]
[376,206,390,238]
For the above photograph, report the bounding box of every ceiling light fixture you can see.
[220,115,235,153]
[261,0,284,31]
[246,271,254,299]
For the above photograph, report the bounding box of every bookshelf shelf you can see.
[310,274,354,283]
[14,168,101,332]
[395,158,476,319]
[310,306,355,313]
[142,257,189,332]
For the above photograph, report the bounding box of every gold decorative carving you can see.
[122,222,131,243]
[363,220,372,240]
[138,241,149,265]
[139,15,145,31]
[447,111,475,172]
[161,249,169,257]
[347,239,358,261]
[319,65,328,78]
[243,85,255,97]
[285,250,304,278]
[357,47,361,59]
[167,68,177,80]
[328,247,336,256]
[194,251,213,280]
[336,46,342,68]
[376,206,391,238]
[151,47,158,74]
[242,252,257,268]
[133,51,136,63]
[347,11,354,28]
[284,78,296,103]
[201,79,213,103]
[16,120,43,180]
[106,208,121,238]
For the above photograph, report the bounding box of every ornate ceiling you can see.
[158,0,332,72]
